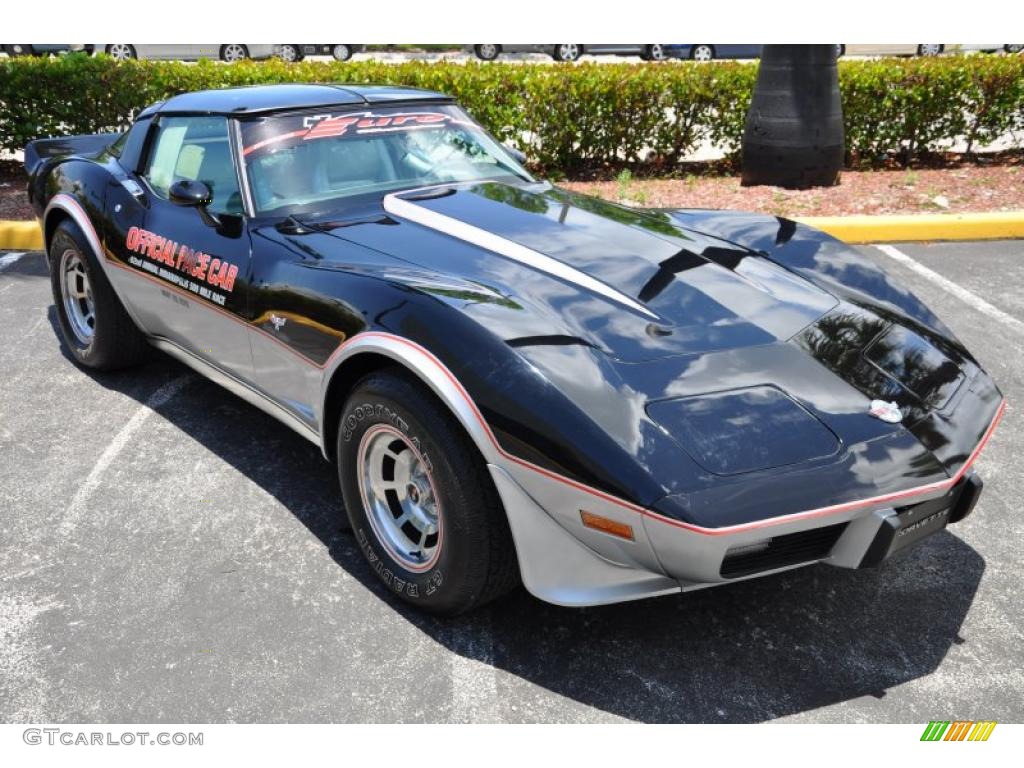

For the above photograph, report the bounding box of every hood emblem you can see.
[269,314,287,331]
[869,399,903,424]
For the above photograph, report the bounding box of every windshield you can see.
[239,104,532,215]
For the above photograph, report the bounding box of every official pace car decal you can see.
[241,111,472,156]
[124,226,238,306]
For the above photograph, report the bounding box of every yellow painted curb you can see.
[796,211,1024,244]
[0,220,43,250]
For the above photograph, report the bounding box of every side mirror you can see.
[503,144,528,165]
[168,179,219,226]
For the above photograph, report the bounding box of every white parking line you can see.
[874,244,1024,336]
[59,376,191,536]
[0,252,27,271]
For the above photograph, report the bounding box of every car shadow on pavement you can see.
[53,311,985,724]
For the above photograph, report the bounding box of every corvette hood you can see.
[345,182,839,362]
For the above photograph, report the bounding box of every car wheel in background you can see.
[835,44,846,58]
[331,44,353,61]
[473,44,500,61]
[278,44,302,62]
[645,44,668,61]
[690,44,715,61]
[338,371,519,616]
[105,44,136,61]
[1005,44,1023,53]
[49,220,150,370]
[917,44,944,56]
[220,44,249,62]
[3,44,35,56]
[552,43,582,62]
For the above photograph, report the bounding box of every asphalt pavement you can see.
[0,240,1021,723]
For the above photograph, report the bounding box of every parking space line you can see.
[874,244,1024,336]
[0,252,27,271]
[59,376,191,536]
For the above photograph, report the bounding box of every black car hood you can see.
[328,181,838,362]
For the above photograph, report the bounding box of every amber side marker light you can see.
[580,510,635,541]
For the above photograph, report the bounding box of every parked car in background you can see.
[3,44,90,56]
[666,44,761,61]
[950,44,1024,54]
[836,44,944,57]
[275,44,363,62]
[471,44,671,61]
[93,44,276,62]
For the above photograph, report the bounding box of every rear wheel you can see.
[331,44,353,61]
[337,370,519,615]
[645,44,667,61]
[3,44,34,56]
[552,43,582,62]
[690,44,715,61]
[105,44,136,61]
[49,220,149,370]
[917,44,944,56]
[220,44,249,62]
[474,44,500,61]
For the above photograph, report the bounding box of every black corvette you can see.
[26,84,1004,615]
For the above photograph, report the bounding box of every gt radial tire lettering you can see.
[356,528,427,599]
[125,227,238,293]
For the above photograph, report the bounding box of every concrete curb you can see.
[0,220,42,250]
[795,212,1024,244]
[2,211,1024,252]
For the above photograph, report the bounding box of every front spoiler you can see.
[491,461,987,608]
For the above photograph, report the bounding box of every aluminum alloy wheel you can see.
[358,425,442,571]
[557,43,581,61]
[60,249,95,345]
[476,44,499,60]
[222,44,248,62]
[918,44,943,56]
[648,44,667,61]
[278,44,299,62]
[692,45,714,61]
[332,44,352,61]
[107,44,134,61]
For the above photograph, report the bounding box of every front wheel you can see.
[220,44,249,62]
[106,44,136,61]
[278,44,302,62]
[552,43,582,62]
[331,44,353,61]
[337,370,519,615]
[917,44,944,56]
[50,220,149,370]
[473,44,500,61]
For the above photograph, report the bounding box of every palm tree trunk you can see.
[741,44,844,188]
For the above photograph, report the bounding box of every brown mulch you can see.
[563,164,1024,218]
[4,158,1023,222]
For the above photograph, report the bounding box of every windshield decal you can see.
[242,111,472,156]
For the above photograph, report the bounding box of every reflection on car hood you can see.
[333,181,838,362]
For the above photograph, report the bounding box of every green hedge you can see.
[1,54,1022,174]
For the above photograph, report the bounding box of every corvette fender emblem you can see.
[270,314,287,331]
[869,399,903,424]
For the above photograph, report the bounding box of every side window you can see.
[143,116,243,215]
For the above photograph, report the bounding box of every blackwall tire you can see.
[49,220,150,370]
[337,370,519,615]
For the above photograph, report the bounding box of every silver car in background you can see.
[92,44,276,62]
[471,43,672,61]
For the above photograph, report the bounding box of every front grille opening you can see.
[720,522,848,579]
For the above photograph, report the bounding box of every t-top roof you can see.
[144,84,452,117]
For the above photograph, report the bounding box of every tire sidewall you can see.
[50,223,101,365]
[338,379,484,613]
